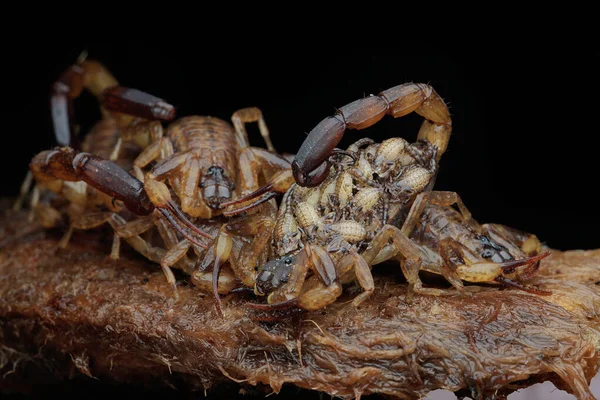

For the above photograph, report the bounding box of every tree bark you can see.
[1,209,599,399]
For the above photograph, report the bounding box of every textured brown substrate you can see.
[1,209,599,399]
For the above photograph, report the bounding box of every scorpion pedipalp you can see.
[51,57,175,148]
[292,83,452,187]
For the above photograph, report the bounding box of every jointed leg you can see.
[59,212,122,258]
[226,214,276,287]
[133,136,176,180]
[335,251,375,307]
[362,224,448,296]
[402,191,472,237]
[231,107,276,152]
[112,213,189,292]
[12,171,33,212]
[437,238,467,290]
[120,120,165,149]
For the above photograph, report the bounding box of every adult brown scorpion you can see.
[246,83,550,313]
[22,58,299,316]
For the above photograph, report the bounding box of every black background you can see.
[2,41,599,253]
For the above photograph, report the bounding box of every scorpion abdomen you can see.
[167,116,238,174]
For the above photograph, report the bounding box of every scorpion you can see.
[22,57,298,316]
[119,110,295,315]
[51,52,175,149]
[245,83,550,312]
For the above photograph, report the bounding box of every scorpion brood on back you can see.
[250,83,550,313]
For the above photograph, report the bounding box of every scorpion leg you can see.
[58,211,115,249]
[436,238,470,291]
[362,224,448,297]
[292,83,452,187]
[153,219,234,296]
[335,251,375,307]
[12,171,34,212]
[133,136,175,180]
[112,214,157,261]
[157,239,193,294]
[59,212,153,261]
[112,214,209,294]
[455,252,551,283]
[231,107,276,152]
[401,191,472,237]
[226,214,276,288]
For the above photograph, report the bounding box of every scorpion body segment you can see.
[158,116,239,210]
